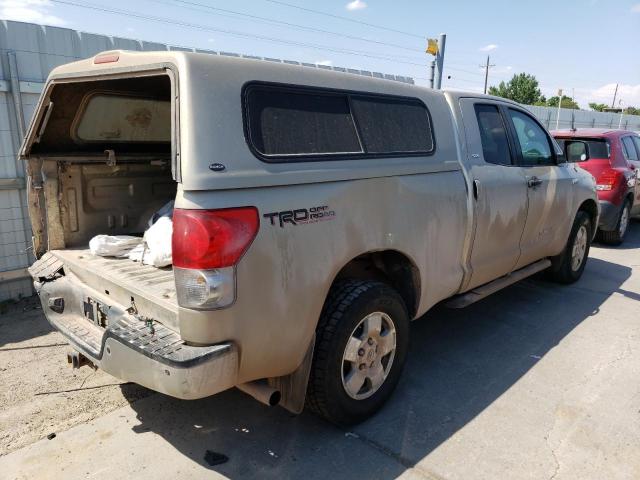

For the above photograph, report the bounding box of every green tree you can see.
[488,73,543,105]
[533,95,548,106]
[589,103,608,112]
[546,96,580,109]
[626,106,640,115]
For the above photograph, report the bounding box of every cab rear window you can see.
[244,83,434,161]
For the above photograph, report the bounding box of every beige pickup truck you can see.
[22,51,598,425]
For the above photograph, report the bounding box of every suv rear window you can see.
[244,84,434,161]
[555,138,610,160]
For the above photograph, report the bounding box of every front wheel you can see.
[306,280,409,425]
[549,211,592,284]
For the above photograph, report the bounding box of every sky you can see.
[1,0,638,109]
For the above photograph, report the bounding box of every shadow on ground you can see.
[123,228,636,479]
[592,217,640,251]
[0,296,53,348]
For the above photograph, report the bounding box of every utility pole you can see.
[555,88,563,130]
[481,55,495,94]
[434,33,446,89]
[611,83,619,109]
[429,60,435,89]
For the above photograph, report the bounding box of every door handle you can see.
[527,176,543,188]
[473,179,480,200]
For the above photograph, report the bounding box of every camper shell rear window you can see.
[243,82,435,162]
[73,93,171,143]
[29,74,171,156]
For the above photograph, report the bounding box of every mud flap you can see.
[268,334,315,414]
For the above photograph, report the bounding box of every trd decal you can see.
[263,205,336,228]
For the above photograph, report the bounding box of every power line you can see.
[50,0,430,68]
[156,0,423,54]
[446,65,485,77]
[161,0,491,68]
[262,0,424,39]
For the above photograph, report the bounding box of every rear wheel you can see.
[598,200,630,246]
[306,280,409,425]
[549,211,592,284]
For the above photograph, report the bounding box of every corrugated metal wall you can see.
[0,20,173,302]
[0,20,415,302]
[525,105,640,131]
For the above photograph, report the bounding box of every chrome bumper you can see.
[32,268,237,400]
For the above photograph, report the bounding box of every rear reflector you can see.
[94,54,119,64]
[172,207,259,270]
[174,266,235,309]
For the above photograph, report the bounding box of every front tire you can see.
[598,200,631,245]
[306,280,409,425]
[549,211,592,284]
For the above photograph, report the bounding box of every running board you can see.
[446,259,552,308]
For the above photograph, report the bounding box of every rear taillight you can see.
[596,170,621,191]
[172,207,259,309]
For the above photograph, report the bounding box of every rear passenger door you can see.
[505,107,575,269]
[459,99,528,290]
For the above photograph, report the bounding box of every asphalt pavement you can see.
[2,224,639,480]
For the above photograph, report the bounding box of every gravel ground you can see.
[0,296,151,456]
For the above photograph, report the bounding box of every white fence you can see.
[525,105,640,131]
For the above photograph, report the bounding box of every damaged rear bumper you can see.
[29,255,238,400]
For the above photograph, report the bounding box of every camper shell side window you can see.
[243,82,435,162]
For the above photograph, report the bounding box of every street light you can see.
[555,88,563,129]
[618,100,625,129]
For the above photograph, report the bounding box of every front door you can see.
[504,107,575,269]
[459,99,528,290]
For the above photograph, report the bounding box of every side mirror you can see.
[565,140,590,163]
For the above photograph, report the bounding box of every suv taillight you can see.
[596,170,621,191]
[172,207,259,309]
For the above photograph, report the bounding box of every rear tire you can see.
[549,211,592,284]
[598,200,631,246]
[306,279,409,426]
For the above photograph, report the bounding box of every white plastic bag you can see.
[89,235,142,257]
[128,216,173,267]
[148,200,175,227]
[127,242,146,263]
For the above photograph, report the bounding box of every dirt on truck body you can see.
[21,50,598,424]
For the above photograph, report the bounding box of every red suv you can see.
[552,129,640,245]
